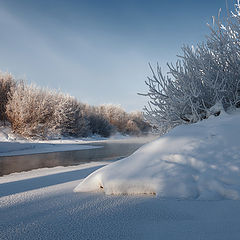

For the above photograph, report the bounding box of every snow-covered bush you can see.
[88,112,113,137]
[54,95,90,137]
[6,82,56,138]
[97,105,151,135]
[6,82,92,139]
[98,104,128,133]
[125,119,141,135]
[0,72,16,124]
[3,76,151,138]
[141,1,240,133]
[127,111,152,135]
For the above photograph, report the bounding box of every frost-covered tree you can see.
[140,1,240,133]
[125,119,140,135]
[88,113,113,137]
[96,105,151,135]
[53,95,90,137]
[6,82,56,138]
[98,104,128,133]
[6,81,93,139]
[128,111,152,135]
[0,72,16,124]
[3,74,150,138]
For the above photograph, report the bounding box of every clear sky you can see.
[0,0,228,111]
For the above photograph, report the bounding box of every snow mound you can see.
[74,111,240,200]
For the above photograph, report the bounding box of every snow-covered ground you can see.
[1,162,240,240]
[0,126,103,156]
[75,111,240,200]
[1,113,240,239]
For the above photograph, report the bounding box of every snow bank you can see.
[0,142,101,157]
[0,126,102,156]
[0,126,153,156]
[74,111,240,200]
[0,161,110,184]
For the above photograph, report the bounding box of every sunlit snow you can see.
[75,111,240,200]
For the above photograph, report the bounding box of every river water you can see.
[0,137,155,176]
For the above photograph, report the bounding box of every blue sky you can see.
[0,0,228,111]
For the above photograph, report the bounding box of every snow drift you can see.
[74,112,240,200]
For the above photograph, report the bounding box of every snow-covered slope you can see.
[74,111,240,200]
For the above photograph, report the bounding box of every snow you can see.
[0,126,152,157]
[75,111,240,200]
[0,126,103,156]
[1,113,240,238]
[0,141,102,157]
[0,162,110,184]
[1,162,240,239]
[0,162,111,197]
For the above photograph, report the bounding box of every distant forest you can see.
[0,72,151,139]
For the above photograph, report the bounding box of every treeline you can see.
[0,72,151,139]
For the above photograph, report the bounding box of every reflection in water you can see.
[0,137,155,176]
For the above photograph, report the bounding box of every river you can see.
[0,136,156,176]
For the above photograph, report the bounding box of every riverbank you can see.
[0,126,103,157]
[0,126,155,157]
[0,133,156,176]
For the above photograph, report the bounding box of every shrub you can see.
[53,95,90,137]
[88,112,113,137]
[128,111,152,135]
[6,83,92,139]
[6,82,56,138]
[0,72,16,124]
[98,104,128,133]
[3,76,150,138]
[140,1,240,133]
[97,105,151,136]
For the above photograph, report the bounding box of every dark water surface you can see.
[0,137,155,176]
